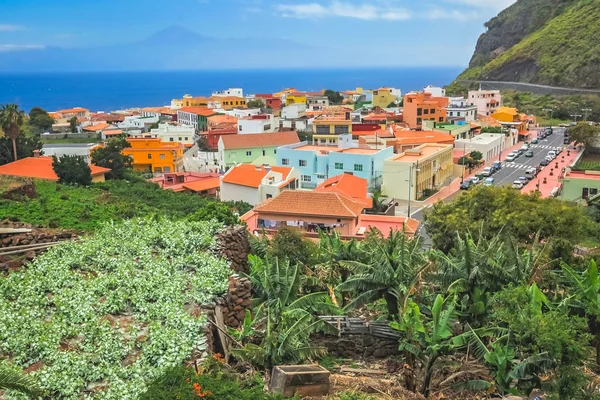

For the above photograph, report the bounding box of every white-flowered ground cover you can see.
[0,218,231,399]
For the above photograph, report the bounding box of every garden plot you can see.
[0,218,231,399]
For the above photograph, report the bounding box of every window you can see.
[266,194,273,199]
[417,118,422,125]
[417,108,422,116]
[185,137,189,140]
[449,111,453,117]
[334,125,349,134]
[164,166,171,173]
[439,117,444,122]
[301,175,312,182]
[148,154,152,159]
[456,112,461,117]
[178,137,182,141]
[315,126,329,134]
[316,174,325,179]
[282,158,289,165]
[299,159,307,167]
[169,138,174,142]
[424,109,429,115]
[354,164,363,172]
[273,149,277,154]
[154,167,162,172]
[591,188,599,196]
[262,150,266,156]
[246,151,252,156]
[160,154,166,160]
[430,108,435,114]
[335,162,343,170]
[239,125,243,131]
[320,139,326,144]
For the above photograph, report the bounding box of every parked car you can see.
[547,150,557,159]
[482,167,494,177]
[524,169,536,180]
[505,153,517,162]
[470,176,481,185]
[512,181,525,189]
[555,147,563,154]
[559,123,569,127]
[519,176,529,184]
[492,161,502,171]
[460,180,471,190]
[521,144,530,152]
[531,138,539,144]
[525,150,534,157]
[484,177,495,186]
[564,137,571,144]
[540,159,550,166]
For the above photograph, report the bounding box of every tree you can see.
[337,230,430,319]
[52,155,92,186]
[387,102,397,108]
[90,137,133,179]
[324,90,344,105]
[423,186,595,253]
[0,104,25,162]
[246,99,265,108]
[148,121,160,130]
[269,225,315,266]
[370,190,388,213]
[480,126,502,133]
[0,365,43,398]
[0,135,43,165]
[28,106,54,133]
[68,116,78,133]
[231,255,335,370]
[469,151,483,163]
[569,122,600,148]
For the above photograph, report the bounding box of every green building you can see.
[560,171,600,202]
[218,131,300,168]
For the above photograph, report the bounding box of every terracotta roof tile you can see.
[0,156,110,181]
[182,177,221,192]
[254,191,366,218]
[222,164,292,188]
[83,123,111,132]
[219,131,299,150]
[178,107,218,117]
[315,173,372,208]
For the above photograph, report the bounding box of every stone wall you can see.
[215,225,250,274]
[316,333,400,359]
[221,275,252,328]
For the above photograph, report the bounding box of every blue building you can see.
[276,137,393,190]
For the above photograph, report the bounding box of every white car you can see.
[547,150,557,159]
[505,153,517,162]
[482,167,494,177]
[512,180,524,189]
[470,176,481,185]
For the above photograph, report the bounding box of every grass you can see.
[0,177,251,230]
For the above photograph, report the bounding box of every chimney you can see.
[33,150,40,158]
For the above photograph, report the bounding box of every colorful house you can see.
[314,173,372,208]
[403,92,449,129]
[241,190,419,240]
[276,139,393,190]
[150,172,221,197]
[468,89,502,117]
[382,144,454,201]
[372,87,400,109]
[177,107,217,131]
[220,164,300,205]
[0,155,110,183]
[560,170,600,202]
[122,138,185,174]
[218,131,300,168]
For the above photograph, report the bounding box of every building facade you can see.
[129,123,197,147]
[468,89,502,116]
[238,114,277,134]
[403,92,449,129]
[218,131,300,168]
[372,88,401,109]
[455,133,504,163]
[177,107,217,131]
[122,138,185,174]
[220,164,300,205]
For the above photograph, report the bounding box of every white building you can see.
[212,88,243,98]
[220,164,300,205]
[468,89,502,117]
[281,104,307,120]
[238,114,277,134]
[447,97,478,123]
[128,123,196,147]
[42,143,100,163]
[455,133,504,162]
[230,108,262,118]
[423,85,446,97]
[307,95,330,110]
[117,115,159,131]
[280,103,310,132]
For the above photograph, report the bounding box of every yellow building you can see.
[381,144,454,201]
[313,116,352,135]
[285,93,307,106]
[123,138,185,173]
[371,88,398,109]
[274,88,297,98]
[491,106,527,133]
[177,95,210,107]
[211,96,246,110]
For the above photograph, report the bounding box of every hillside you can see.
[458,0,600,88]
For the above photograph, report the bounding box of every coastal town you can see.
[0,84,589,240]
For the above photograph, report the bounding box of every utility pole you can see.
[571,114,582,123]
[542,108,554,121]
[461,142,467,183]
[407,162,419,218]
[582,108,592,121]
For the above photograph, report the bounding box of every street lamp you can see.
[582,108,593,121]
[571,114,582,123]
[543,108,554,121]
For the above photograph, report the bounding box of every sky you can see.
[0,0,517,67]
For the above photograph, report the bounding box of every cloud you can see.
[424,8,480,21]
[0,44,45,52]
[0,24,24,32]
[444,0,517,9]
[275,1,411,20]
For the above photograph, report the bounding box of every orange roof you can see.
[254,191,366,218]
[393,129,455,145]
[178,107,217,117]
[219,131,299,150]
[142,107,176,115]
[0,156,110,181]
[83,123,111,132]
[363,113,390,121]
[357,214,420,236]
[58,107,88,114]
[103,129,123,136]
[222,164,293,188]
[208,114,238,125]
[315,173,372,208]
[182,177,221,192]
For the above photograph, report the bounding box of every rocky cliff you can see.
[458,0,600,88]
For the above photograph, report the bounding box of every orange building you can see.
[402,92,449,129]
[122,138,185,174]
[0,155,109,183]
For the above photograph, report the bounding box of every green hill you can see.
[458,0,600,88]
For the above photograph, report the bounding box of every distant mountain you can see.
[0,26,319,72]
[456,0,600,88]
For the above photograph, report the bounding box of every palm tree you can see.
[0,365,42,398]
[337,229,430,320]
[233,255,337,370]
[0,104,25,162]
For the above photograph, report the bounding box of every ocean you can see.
[0,67,463,113]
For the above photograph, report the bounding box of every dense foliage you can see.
[0,218,232,399]
[52,155,92,186]
[0,135,44,165]
[0,178,250,230]
[90,138,133,180]
[0,104,25,162]
[28,106,55,133]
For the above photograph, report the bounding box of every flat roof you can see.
[337,148,380,155]
[292,145,380,155]
[455,133,503,145]
[435,124,466,131]
[388,144,451,162]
